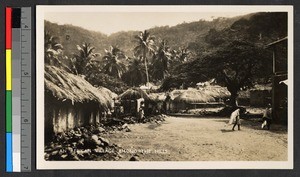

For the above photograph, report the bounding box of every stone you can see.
[129,155,140,161]
[99,137,110,146]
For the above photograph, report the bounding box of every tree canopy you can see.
[161,12,287,106]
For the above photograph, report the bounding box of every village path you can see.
[104,116,288,161]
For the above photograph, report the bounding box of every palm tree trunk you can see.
[143,50,149,87]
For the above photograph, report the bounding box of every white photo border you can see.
[36,5,294,169]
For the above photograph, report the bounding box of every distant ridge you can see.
[44,14,247,57]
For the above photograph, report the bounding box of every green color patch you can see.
[6,91,12,132]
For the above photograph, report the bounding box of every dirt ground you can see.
[103,116,287,161]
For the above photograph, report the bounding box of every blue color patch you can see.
[6,133,13,172]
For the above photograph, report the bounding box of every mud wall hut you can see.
[44,65,111,141]
[118,88,152,116]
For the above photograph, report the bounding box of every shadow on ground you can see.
[147,123,162,130]
[213,118,287,134]
[220,129,234,133]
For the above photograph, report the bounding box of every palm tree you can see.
[44,31,64,65]
[151,40,172,80]
[122,57,146,87]
[74,42,100,75]
[171,47,191,64]
[169,47,192,72]
[133,30,156,86]
[102,46,126,79]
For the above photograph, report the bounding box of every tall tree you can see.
[74,42,100,75]
[122,57,146,87]
[133,30,156,85]
[188,40,270,107]
[102,46,127,78]
[151,40,172,81]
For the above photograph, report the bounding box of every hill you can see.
[44,14,247,58]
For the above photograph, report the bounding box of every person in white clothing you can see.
[229,108,241,131]
[262,104,272,130]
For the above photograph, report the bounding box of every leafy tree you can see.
[102,46,126,78]
[173,12,287,107]
[73,42,100,75]
[202,40,271,106]
[122,58,146,87]
[85,68,128,94]
[133,30,156,85]
[150,40,172,81]
[169,47,193,69]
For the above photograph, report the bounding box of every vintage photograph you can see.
[36,6,293,169]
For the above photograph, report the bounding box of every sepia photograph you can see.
[36,5,293,169]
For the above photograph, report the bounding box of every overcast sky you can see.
[45,11,255,35]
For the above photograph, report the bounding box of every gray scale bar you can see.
[21,30,31,77]
[21,7,31,30]
[20,7,31,172]
[12,27,21,172]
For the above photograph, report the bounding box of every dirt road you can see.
[104,116,287,161]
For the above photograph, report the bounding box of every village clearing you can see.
[104,116,287,161]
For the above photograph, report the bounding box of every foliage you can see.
[169,47,193,70]
[133,30,156,84]
[73,42,101,75]
[85,68,128,94]
[150,40,172,81]
[45,16,238,57]
[44,31,64,65]
[162,12,287,107]
[201,40,271,106]
[159,75,186,91]
[44,31,76,73]
[122,58,146,87]
[102,46,127,78]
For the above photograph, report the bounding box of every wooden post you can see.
[272,46,277,122]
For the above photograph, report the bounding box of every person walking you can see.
[229,108,241,131]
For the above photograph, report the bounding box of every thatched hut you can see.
[45,65,112,140]
[172,90,216,112]
[98,86,118,108]
[199,86,230,101]
[118,88,152,116]
[149,93,167,113]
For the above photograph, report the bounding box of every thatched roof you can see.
[173,90,215,103]
[199,86,230,99]
[169,89,185,100]
[118,88,150,101]
[98,86,118,100]
[170,86,230,102]
[149,93,166,102]
[250,84,272,91]
[45,65,111,109]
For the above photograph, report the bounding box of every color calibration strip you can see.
[6,7,13,172]
[6,7,32,172]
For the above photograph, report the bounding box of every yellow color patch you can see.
[6,49,12,90]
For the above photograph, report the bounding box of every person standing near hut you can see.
[138,101,145,122]
[229,108,241,131]
[136,98,145,122]
[261,104,272,130]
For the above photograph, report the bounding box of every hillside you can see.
[44,14,247,58]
